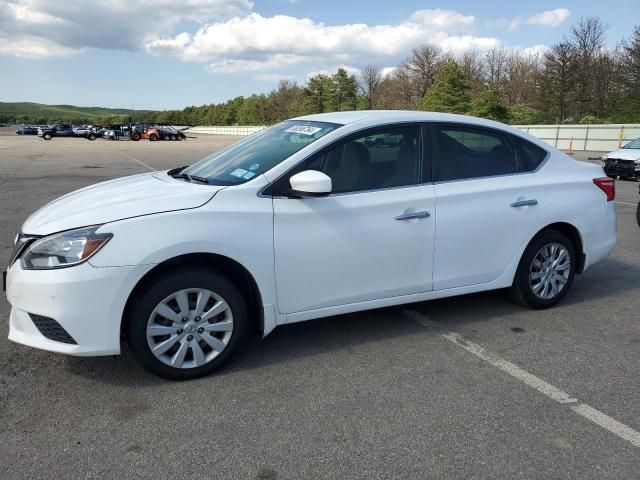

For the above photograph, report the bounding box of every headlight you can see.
[21,226,112,270]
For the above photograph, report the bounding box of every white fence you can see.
[186,125,265,136]
[187,123,640,152]
[515,124,640,151]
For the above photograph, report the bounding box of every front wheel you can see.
[126,269,248,380]
[510,230,576,309]
[43,133,52,140]
[149,133,158,141]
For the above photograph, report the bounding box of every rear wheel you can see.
[131,132,140,141]
[149,133,158,141]
[87,133,96,141]
[43,133,52,140]
[126,269,248,380]
[510,230,575,309]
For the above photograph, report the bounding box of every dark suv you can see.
[38,124,74,140]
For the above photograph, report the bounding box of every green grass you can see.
[0,102,154,122]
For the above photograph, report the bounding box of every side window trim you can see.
[264,122,430,197]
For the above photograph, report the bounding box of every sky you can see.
[1,0,637,111]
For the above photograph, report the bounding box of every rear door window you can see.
[433,124,516,181]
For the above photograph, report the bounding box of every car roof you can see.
[293,110,503,128]
[292,110,550,150]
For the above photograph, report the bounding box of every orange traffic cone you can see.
[618,126,625,149]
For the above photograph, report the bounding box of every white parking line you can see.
[615,201,637,206]
[112,148,155,171]
[404,309,640,448]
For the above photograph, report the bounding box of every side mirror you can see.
[289,170,332,197]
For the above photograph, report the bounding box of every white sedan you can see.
[602,138,640,180]
[5,111,617,379]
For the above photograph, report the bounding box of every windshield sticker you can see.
[248,163,260,171]
[284,125,323,136]
[243,171,256,180]
[230,168,248,178]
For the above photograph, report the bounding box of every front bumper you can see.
[604,160,640,178]
[6,260,149,356]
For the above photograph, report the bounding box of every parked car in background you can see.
[15,126,38,135]
[637,185,640,226]
[602,138,640,180]
[72,125,94,136]
[5,111,617,380]
[38,124,73,140]
[39,124,96,140]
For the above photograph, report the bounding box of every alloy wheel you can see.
[529,242,571,300]
[146,288,233,369]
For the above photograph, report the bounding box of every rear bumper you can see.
[6,261,149,356]
[583,201,617,271]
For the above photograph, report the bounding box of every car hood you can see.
[22,171,224,235]
[605,148,640,161]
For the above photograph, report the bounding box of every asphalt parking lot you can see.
[0,132,638,479]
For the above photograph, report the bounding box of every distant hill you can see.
[0,102,155,124]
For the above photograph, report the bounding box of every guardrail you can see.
[186,123,640,152]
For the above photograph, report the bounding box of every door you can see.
[271,124,436,314]
[430,123,548,290]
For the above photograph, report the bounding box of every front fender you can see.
[88,197,277,323]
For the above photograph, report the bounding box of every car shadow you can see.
[64,256,639,385]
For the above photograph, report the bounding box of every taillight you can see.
[593,177,615,201]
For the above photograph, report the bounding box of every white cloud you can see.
[522,44,548,56]
[486,17,523,31]
[527,8,571,27]
[407,9,475,30]
[381,67,397,78]
[307,65,362,79]
[0,35,80,58]
[0,0,252,57]
[0,1,555,80]
[146,10,500,72]
[207,54,307,73]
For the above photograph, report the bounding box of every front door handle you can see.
[395,210,431,221]
[511,199,538,208]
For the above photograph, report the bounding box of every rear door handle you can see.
[511,199,538,208]
[395,210,431,221]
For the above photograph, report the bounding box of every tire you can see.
[149,133,158,141]
[43,133,52,140]
[636,202,640,227]
[510,230,576,309]
[126,268,248,380]
[87,133,96,141]
[177,135,184,141]
[131,132,140,141]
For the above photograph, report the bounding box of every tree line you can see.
[5,18,640,127]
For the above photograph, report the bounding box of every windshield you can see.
[180,120,340,185]
[622,139,640,149]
